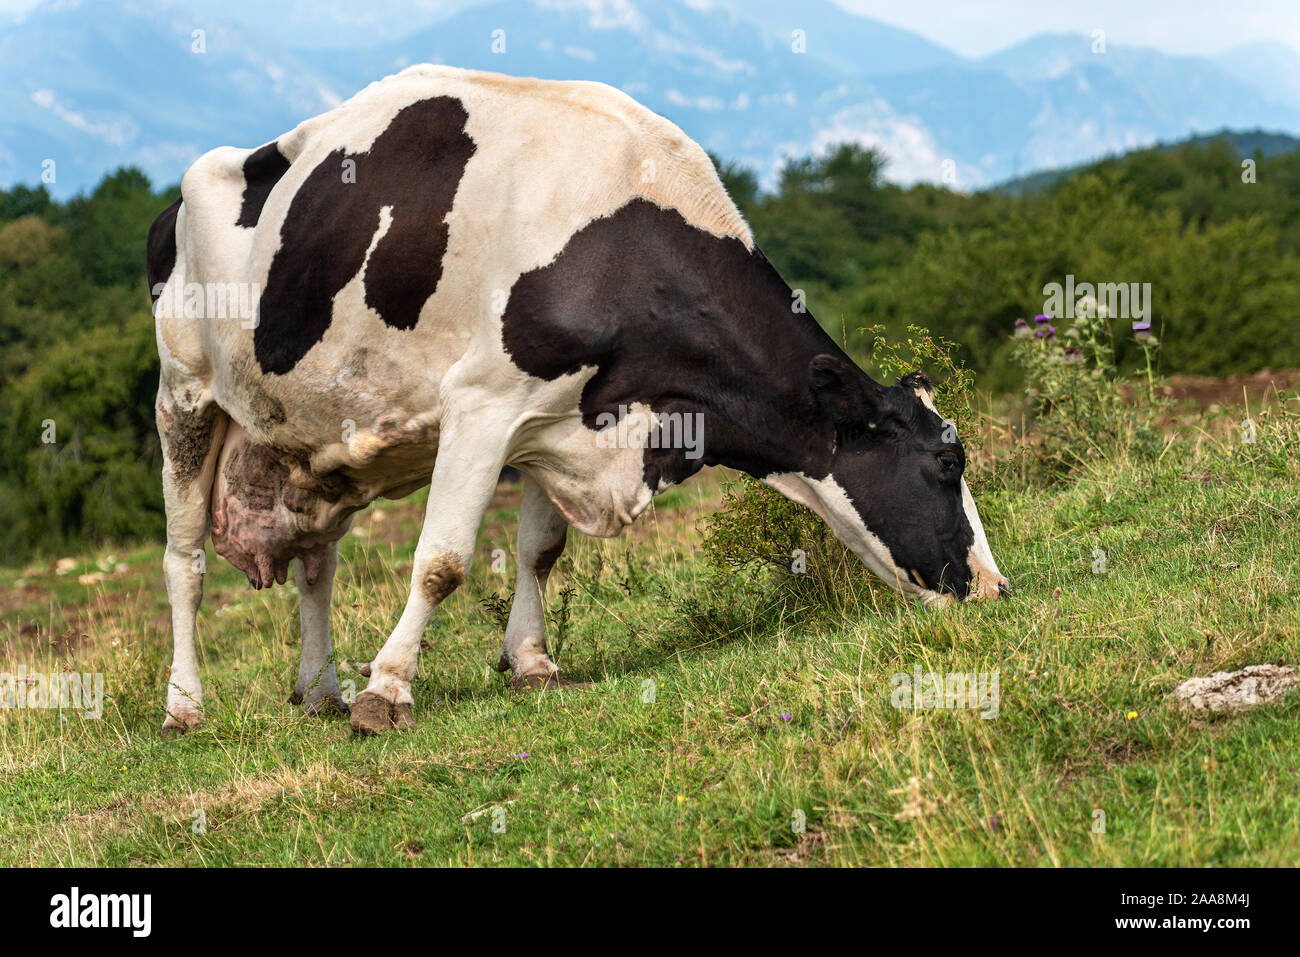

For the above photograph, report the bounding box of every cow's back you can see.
[153,65,750,494]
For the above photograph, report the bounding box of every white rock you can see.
[1176,664,1299,713]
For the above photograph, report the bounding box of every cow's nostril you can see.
[997,580,1011,597]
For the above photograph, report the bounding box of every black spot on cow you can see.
[254,97,477,375]
[146,198,181,303]
[501,198,838,486]
[236,142,291,228]
[500,197,979,597]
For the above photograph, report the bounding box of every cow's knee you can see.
[418,552,465,605]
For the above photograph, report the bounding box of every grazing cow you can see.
[147,65,1007,737]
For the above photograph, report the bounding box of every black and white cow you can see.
[147,65,1008,736]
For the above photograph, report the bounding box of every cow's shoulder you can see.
[483,68,750,245]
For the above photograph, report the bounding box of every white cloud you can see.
[665,89,725,111]
[806,98,984,187]
[29,88,138,147]
[535,0,644,32]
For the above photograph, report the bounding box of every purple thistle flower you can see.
[1063,346,1083,362]
[1132,321,1152,338]
[1013,318,1031,337]
[779,712,792,722]
[1034,314,1051,324]
[1036,325,1056,340]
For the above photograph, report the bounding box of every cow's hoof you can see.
[349,691,414,735]
[392,702,416,729]
[161,713,201,737]
[304,691,350,718]
[511,672,590,692]
[291,687,350,717]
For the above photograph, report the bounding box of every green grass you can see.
[1,406,1298,867]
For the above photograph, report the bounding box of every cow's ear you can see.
[899,370,933,395]
[808,354,882,433]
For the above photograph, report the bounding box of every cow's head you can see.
[767,355,1007,606]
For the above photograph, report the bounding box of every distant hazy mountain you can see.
[1214,41,1300,108]
[709,0,962,76]
[992,128,1300,197]
[0,0,343,193]
[2,0,1298,196]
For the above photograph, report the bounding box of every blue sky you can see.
[2,0,1295,58]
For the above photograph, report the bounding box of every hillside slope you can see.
[2,399,1298,866]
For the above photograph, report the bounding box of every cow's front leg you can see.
[157,387,228,736]
[496,476,571,689]
[290,541,348,716]
[350,428,505,735]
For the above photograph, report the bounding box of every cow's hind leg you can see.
[350,422,506,735]
[290,541,348,716]
[157,384,228,736]
[496,476,573,690]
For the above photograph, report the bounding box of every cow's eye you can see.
[936,451,961,474]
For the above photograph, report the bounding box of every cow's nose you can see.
[967,572,1008,601]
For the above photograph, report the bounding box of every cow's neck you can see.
[635,245,844,489]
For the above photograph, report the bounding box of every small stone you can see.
[1176,664,1299,713]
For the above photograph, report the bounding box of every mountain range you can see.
[3,0,1299,196]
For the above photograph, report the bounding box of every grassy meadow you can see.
[1,388,1298,867]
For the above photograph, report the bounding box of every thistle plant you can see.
[1012,300,1167,481]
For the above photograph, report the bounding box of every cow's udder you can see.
[209,423,358,588]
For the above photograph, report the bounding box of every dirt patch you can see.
[1,581,147,657]
[230,355,288,433]
[1058,735,1153,783]
[160,402,219,487]
[1176,663,1299,713]
[0,582,48,617]
[1159,369,1300,410]
[47,762,360,855]
[771,827,830,866]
